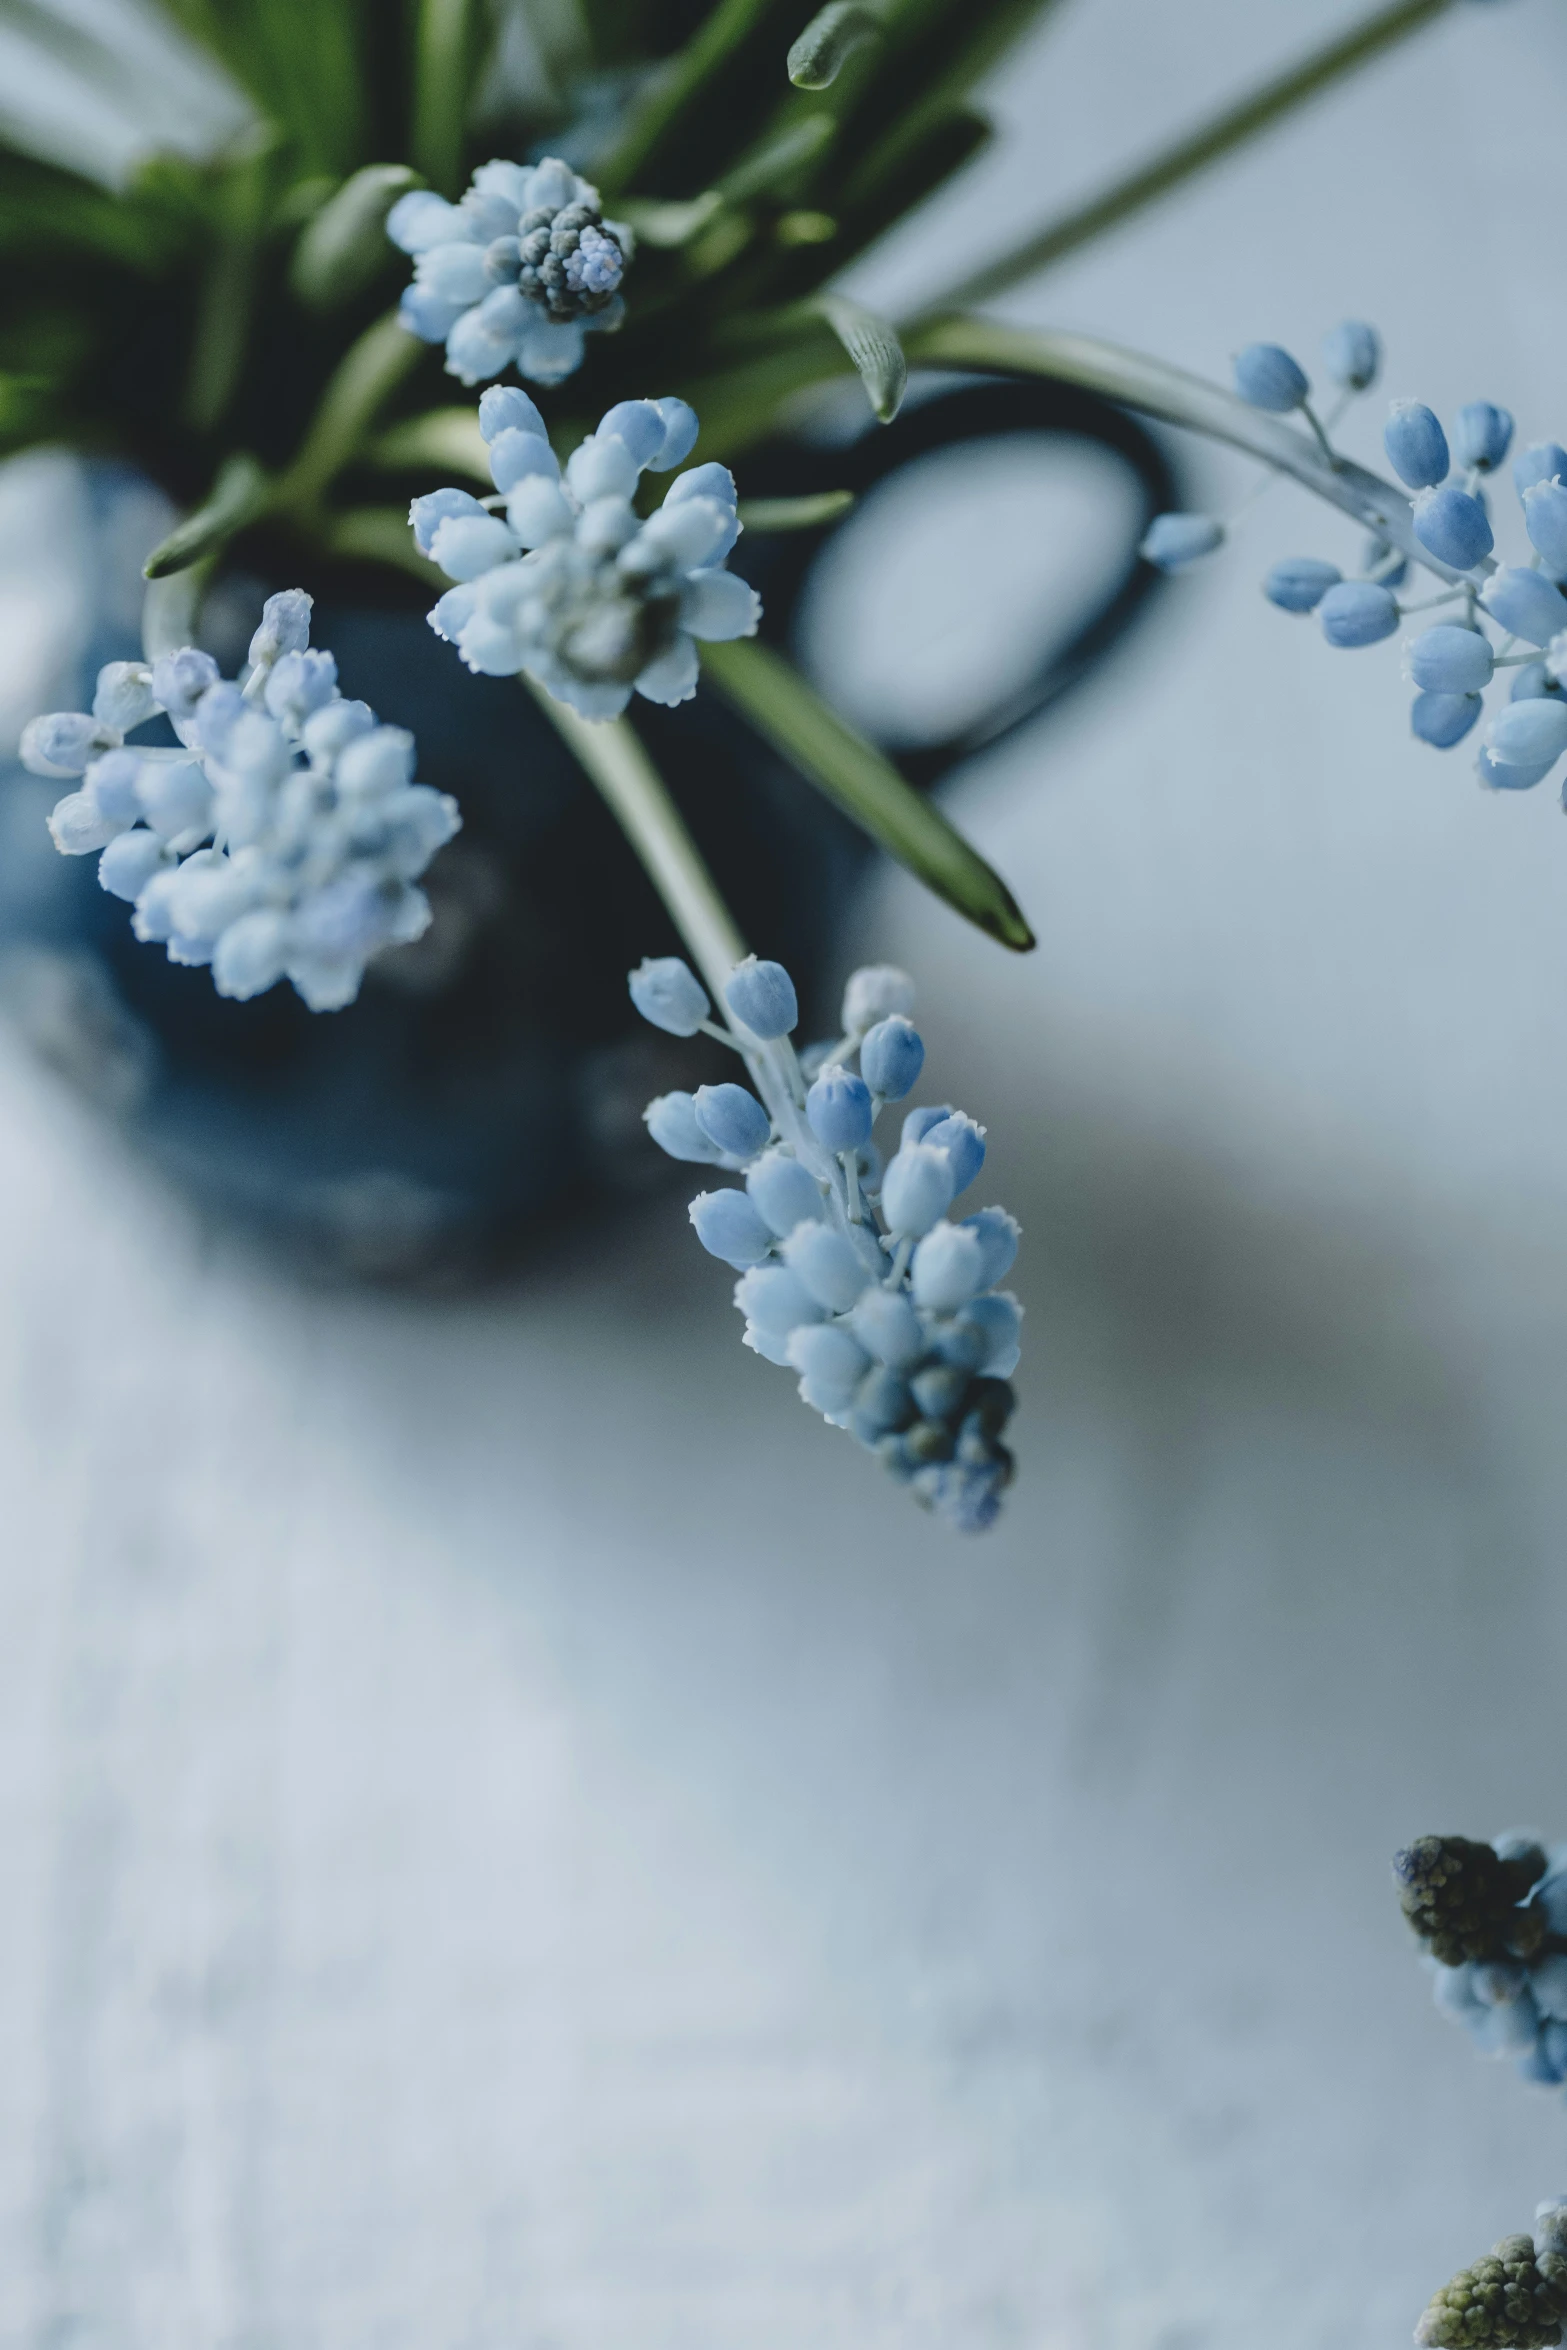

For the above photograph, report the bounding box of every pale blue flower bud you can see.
[487,429,560,493]
[880,1142,955,1236]
[264,648,338,725]
[400,285,467,342]
[411,487,488,554]
[1139,513,1223,572]
[1233,343,1308,412]
[785,1322,870,1412]
[1263,557,1340,613]
[912,1222,988,1312]
[212,909,290,1001]
[1453,401,1513,472]
[248,589,312,669]
[430,513,517,580]
[478,385,548,441]
[1383,401,1449,489]
[962,1206,1020,1287]
[336,726,416,799]
[651,398,700,470]
[1480,566,1567,646]
[688,1187,775,1266]
[922,1111,986,1194]
[98,828,167,902]
[901,1102,951,1148]
[852,1366,914,1441]
[1406,625,1493,694]
[733,1263,824,1336]
[1513,442,1567,498]
[781,1221,872,1311]
[644,1090,727,1162]
[21,710,104,775]
[137,756,212,838]
[957,1291,1022,1376]
[842,964,915,1034]
[806,1064,873,1151]
[1411,692,1482,748]
[48,789,119,854]
[1524,479,1567,574]
[1478,747,1554,792]
[1432,1963,1482,2017]
[629,954,710,1034]
[745,1149,824,1236]
[665,462,737,513]
[1318,581,1399,647]
[860,1016,924,1100]
[1412,485,1493,571]
[91,661,154,733]
[1531,1957,1567,2022]
[724,954,797,1036]
[1486,698,1567,768]
[693,1081,771,1158]
[597,400,666,468]
[1512,663,1561,701]
[87,749,143,824]
[1322,320,1380,392]
[149,646,220,721]
[848,1284,925,1369]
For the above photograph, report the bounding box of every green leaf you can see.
[787,1,882,88]
[717,110,836,201]
[154,0,371,177]
[700,638,1034,951]
[595,0,797,195]
[324,507,445,583]
[815,292,906,421]
[614,191,725,248]
[411,0,482,196]
[142,452,270,579]
[289,163,421,308]
[366,405,492,483]
[736,489,854,529]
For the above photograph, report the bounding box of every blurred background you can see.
[7,0,1567,2343]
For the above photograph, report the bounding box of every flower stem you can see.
[523,684,748,1004]
[412,0,476,197]
[907,0,1454,320]
[276,312,424,521]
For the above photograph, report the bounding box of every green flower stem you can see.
[276,310,425,519]
[142,560,216,662]
[524,685,750,1002]
[411,0,475,196]
[908,0,1453,320]
[595,0,782,197]
[907,313,1480,584]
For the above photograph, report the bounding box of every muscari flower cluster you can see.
[1416,2205,1567,2350]
[390,156,630,388]
[417,388,761,719]
[1142,323,1567,799]
[21,591,459,1011]
[1393,1832,1567,2095]
[629,951,1022,1533]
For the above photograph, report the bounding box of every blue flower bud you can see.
[1383,401,1449,489]
[1411,691,1482,749]
[92,661,155,733]
[1531,1957,1567,2023]
[842,964,915,1033]
[806,1064,874,1151]
[850,1366,915,1444]
[1512,662,1562,702]
[1263,557,1340,613]
[1480,566,1567,646]
[962,1206,1020,1287]
[848,1284,925,1369]
[1406,624,1493,694]
[1139,513,1223,572]
[98,828,167,902]
[644,1090,728,1162]
[912,1222,989,1312]
[746,1148,825,1236]
[1432,1963,1482,2017]
[733,1263,824,1337]
[597,400,667,468]
[860,1015,924,1100]
[693,1081,771,1159]
[688,1187,775,1266]
[1318,581,1400,647]
[477,384,547,442]
[487,429,559,493]
[1453,401,1513,472]
[723,954,798,1037]
[1412,484,1493,571]
[248,589,312,669]
[921,1111,986,1195]
[880,1142,955,1236]
[150,647,221,720]
[1513,441,1567,498]
[1322,319,1380,392]
[781,1220,872,1310]
[900,1102,951,1148]
[20,710,103,776]
[1478,747,1555,792]
[957,1291,1022,1376]
[628,954,711,1035]
[1233,343,1308,412]
[1486,698,1567,769]
[1524,479,1567,574]
[785,1322,871,1413]
[651,397,700,471]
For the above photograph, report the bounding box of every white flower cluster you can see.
[632,952,1022,1533]
[22,590,460,1012]
[419,388,762,720]
[389,156,630,388]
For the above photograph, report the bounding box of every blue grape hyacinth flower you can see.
[388,156,631,387]
[634,953,1022,1532]
[1394,1830,1567,2099]
[22,591,459,1011]
[420,391,760,719]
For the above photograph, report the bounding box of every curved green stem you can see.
[908,0,1453,320]
[907,314,1484,586]
[276,311,425,519]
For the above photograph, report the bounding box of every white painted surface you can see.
[6,3,1567,2344]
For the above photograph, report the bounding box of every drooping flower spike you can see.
[22,591,459,1011]
[389,157,630,388]
[633,952,1022,1532]
[1393,1831,1567,2095]
[419,391,761,719]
